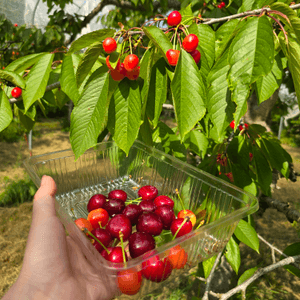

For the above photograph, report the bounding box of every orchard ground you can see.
[0,119,300,299]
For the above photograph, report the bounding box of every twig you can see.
[202,252,222,300]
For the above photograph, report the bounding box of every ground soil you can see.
[0,120,300,299]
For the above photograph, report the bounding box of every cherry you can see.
[167,245,188,269]
[137,212,163,236]
[138,185,158,201]
[101,247,114,260]
[154,195,174,208]
[117,269,143,295]
[239,123,249,131]
[88,228,112,252]
[108,189,127,202]
[170,218,193,238]
[217,4,222,8]
[128,232,156,258]
[220,1,226,7]
[229,120,235,129]
[125,66,140,80]
[103,198,125,216]
[167,11,182,27]
[249,152,253,162]
[124,54,139,71]
[74,218,93,236]
[103,37,117,53]
[110,68,125,81]
[107,246,128,263]
[225,172,234,182]
[139,200,157,213]
[154,205,175,230]
[190,49,201,64]
[166,49,180,66]
[11,87,22,98]
[122,204,143,225]
[142,254,173,282]
[14,23,18,27]
[183,34,199,53]
[87,194,107,212]
[178,209,196,226]
[87,208,109,229]
[107,214,132,241]
[106,56,113,70]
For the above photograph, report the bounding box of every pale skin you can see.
[2,175,118,300]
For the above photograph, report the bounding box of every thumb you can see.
[32,175,57,219]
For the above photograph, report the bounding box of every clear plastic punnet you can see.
[24,140,259,299]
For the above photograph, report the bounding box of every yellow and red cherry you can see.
[190,49,201,64]
[124,54,139,71]
[108,189,127,202]
[103,37,117,53]
[137,212,163,236]
[154,205,175,230]
[178,209,196,226]
[167,11,182,27]
[87,194,107,212]
[166,49,180,66]
[11,87,22,98]
[170,217,193,238]
[138,185,158,201]
[167,245,188,269]
[75,218,93,236]
[107,214,132,241]
[87,208,109,229]
[128,232,156,258]
[182,34,199,53]
[154,195,174,208]
[117,269,143,295]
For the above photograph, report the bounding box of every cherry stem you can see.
[172,216,190,240]
[195,216,206,230]
[119,231,127,267]
[129,36,133,54]
[83,228,110,254]
[126,197,142,204]
[176,189,186,213]
[98,221,102,229]
[180,24,189,36]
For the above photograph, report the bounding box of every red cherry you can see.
[118,269,143,295]
[139,200,157,213]
[142,254,173,282]
[128,232,156,258]
[167,11,182,27]
[138,185,158,201]
[14,23,18,27]
[110,68,125,81]
[101,247,114,260]
[87,208,109,229]
[87,194,107,212]
[170,218,193,238]
[124,54,139,71]
[122,204,143,226]
[103,37,117,54]
[74,218,93,236]
[167,245,188,269]
[229,120,235,129]
[107,214,132,241]
[166,49,180,66]
[220,1,226,7]
[182,34,199,53]
[126,66,140,80]
[217,4,222,8]
[107,246,128,263]
[106,56,113,70]
[137,212,163,236]
[11,87,22,98]
[88,228,112,252]
[108,189,127,202]
[249,152,253,162]
[154,205,175,230]
[154,195,174,208]
[190,49,201,64]
[225,172,234,182]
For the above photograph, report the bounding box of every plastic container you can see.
[24,140,259,299]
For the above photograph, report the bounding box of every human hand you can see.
[3,175,118,300]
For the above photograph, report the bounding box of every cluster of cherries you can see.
[229,120,249,131]
[75,185,200,295]
[217,2,226,9]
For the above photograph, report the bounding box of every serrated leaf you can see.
[238,267,258,285]
[138,114,153,147]
[15,105,35,132]
[203,255,217,278]
[60,54,80,105]
[15,101,36,121]
[53,89,69,109]
[228,16,274,85]
[5,53,46,74]
[187,130,209,159]
[252,146,273,195]
[0,89,13,132]
[207,50,235,138]
[280,242,300,278]
[255,53,283,103]
[143,26,173,61]
[225,236,241,274]
[215,19,240,60]
[180,4,194,25]
[107,78,141,155]
[0,70,25,89]
[68,29,115,54]
[171,50,206,140]
[146,57,167,128]
[234,219,260,253]
[76,42,103,88]
[227,135,250,170]
[22,53,54,112]
[70,67,113,160]
[188,23,215,69]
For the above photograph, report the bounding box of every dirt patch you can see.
[0,124,300,299]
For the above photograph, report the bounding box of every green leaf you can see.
[143,26,173,61]
[203,255,217,278]
[0,89,13,132]
[138,114,153,147]
[252,146,273,195]
[68,29,115,54]
[188,23,215,69]
[60,54,80,105]
[207,49,235,138]
[238,267,258,285]
[53,89,69,109]
[70,67,113,160]
[171,50,206,140]
[234,219,260,253]
[0,70,25,89]
[107,78,142,155]
[187,130,209,159]
[255,53,283,103]
[146,57,167,128]
[15,101,36,121]
[5,53,46,74]
[280,242,300,278]
[227,135,250,170]
[215,19,240,60]
[225,236,241,274]
[181,4,194,25]
[22,53,54,112]
[15,105,35,132]
[76,42,103,88]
